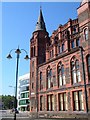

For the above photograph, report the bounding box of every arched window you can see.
[47,67,53,88]
[58,62,65,87]
[84,28,88,40]
[87,55,90,80]
[71,57,81,84]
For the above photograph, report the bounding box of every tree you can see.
[1,95,15,110]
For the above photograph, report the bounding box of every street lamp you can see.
[7,46,29,120]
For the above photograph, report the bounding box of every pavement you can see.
[0,110,89,120]
[0,110,30,120]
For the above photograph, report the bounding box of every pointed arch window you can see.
[47,67,53,89]
[71,58,81,84]
[87,55,90,80]
[58,62,65,86]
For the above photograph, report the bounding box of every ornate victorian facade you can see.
[29,1,90,118]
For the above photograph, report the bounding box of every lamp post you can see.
[7,47,29,120]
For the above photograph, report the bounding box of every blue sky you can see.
[1,2,80,95]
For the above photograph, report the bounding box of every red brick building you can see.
[29,1,90,118]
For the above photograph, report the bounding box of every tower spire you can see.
[81,0,90,5]
[35,7,46,32]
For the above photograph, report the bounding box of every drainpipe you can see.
[79,46,88,113]
[36,65,38,118]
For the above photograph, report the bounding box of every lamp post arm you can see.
[21,49,28,54]
[9,49,17,54]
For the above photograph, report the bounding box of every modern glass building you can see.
[17,73,30,111]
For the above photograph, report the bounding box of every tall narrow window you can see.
[58,93,67,111]
[50,51,52,58]
[40,72,42,80]
[50,50,54,58]
[76,38,80,47]
[47,95,54,111]
[73,26,77,34]
[47,95,50,111]
[32,83,34,90]
[47,67,53,89]
[62,44,64,52]
[71,40,75,48]
[58,45,60,54]
[40,96,43,111]
[52,95,54,111]
[34,46,36,56]
[40,72,43,90]
[58,62,65,87]
[52,50,54,57]
[73,91,84,111]
[31,47,33,57]
[87,55,90,80]
[76,60,81,82]
[84,28,88,40]
[32,72,34,78]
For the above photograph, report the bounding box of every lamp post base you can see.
[14,112,16,120]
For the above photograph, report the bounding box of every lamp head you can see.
[24,55,30,60]
[15,48,21,54]
[7,54,12,59]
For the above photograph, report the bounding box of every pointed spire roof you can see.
[35,7,46,32]
[81,0,90,5]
